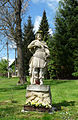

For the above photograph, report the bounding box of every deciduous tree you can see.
[0,59,8,76]
[0,0,30,84]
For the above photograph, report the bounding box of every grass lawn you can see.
[0,76,78,120]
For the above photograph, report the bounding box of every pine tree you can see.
[47,36,57,79]
[23,16,35,75]
[54,0,78,78]
[38,10,50,79]
[39,10,49,42]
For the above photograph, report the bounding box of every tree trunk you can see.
[16,0,26,85]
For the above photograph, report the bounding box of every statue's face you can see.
[36,33,42,40]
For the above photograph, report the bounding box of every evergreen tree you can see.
[39,10,49,42]
[23,16,35,75]
[39,10,50,79]
[53,0,78,78]
[47,36,57,79]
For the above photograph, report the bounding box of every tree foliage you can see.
[0,59,8,75]
[39,10,49,42]
[23,16,35,75]
[39,10,51,79]
[0,0,30,84]
[52,0,78,78]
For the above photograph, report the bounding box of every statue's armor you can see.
[32,48,46,68]
[28,39,50,85]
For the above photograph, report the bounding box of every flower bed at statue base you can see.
[24,105,52,112]
[25,85,52,112]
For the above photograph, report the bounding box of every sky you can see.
[0,0,60,65]
[25,0,60,32]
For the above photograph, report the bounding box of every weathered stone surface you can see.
[27,85,50,92]
[26,96,36,103]
[25,85,52,109]
[43,93,49,97]
[26,92,32,98]
[28,33,50,85]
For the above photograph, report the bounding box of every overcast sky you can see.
[0,0,60,64]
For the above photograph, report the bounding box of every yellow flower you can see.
[61,106,64,110]
[31,102,35,105]
[36,103,39,107]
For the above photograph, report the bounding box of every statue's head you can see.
[35,31,42,41]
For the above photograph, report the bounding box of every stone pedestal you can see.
[24,85,52,112]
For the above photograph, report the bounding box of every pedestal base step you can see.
[24,105,52,112]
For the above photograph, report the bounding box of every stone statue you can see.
[28,32,50,85]
[24,33,52,112]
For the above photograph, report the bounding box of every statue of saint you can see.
[28,32,50,85]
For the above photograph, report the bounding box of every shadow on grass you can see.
[0,84,27,92]
[53,100,75,111]
[0,100,18,105]
[0,80,69,92]
[44,80,72,85]
[0,105,22,119]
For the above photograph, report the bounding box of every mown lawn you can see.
[0,76,78,120]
